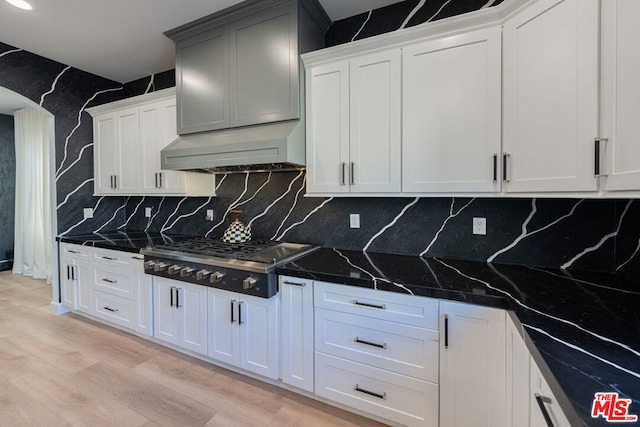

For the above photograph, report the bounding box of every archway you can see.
[0,86,60,313]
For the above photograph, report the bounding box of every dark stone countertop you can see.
[56,231,194,254]
[276,248,640,427]
[56,233,639,426]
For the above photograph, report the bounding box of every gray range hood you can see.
[160,119,306,174]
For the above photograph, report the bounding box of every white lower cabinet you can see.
[313,281,439,427]
[439,300,507,427]
[280,276,315,392]
[153,277,208,356]
[132,256,153,337]
[506,315,531,427]
[207,287,279,379]
[530,357,572,427]
[59,243,92,313]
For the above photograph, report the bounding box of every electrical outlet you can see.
[350,214,360,229]
[206,209,214,221]
[83,208,93,219]
[473,217,486,235]
[145,207,152,218]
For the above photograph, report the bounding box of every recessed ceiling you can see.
[0,0,403,84]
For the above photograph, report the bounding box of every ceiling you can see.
[0,0,403,115]
[0,0,404,85]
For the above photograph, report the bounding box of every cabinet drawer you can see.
[91,265,134,299]
[314,281,438,329]
[315,352,438,427]
[60,243,91,259]
[315,308,438,382]
[93,291,135,329]
[93,247,141,268]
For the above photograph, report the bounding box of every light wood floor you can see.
[0,271,387,427]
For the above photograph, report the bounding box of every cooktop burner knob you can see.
[143,260,156,270]
[210,271,225,283]
[154,262,168,272]
[167,265,183,275]
[196,269,211,280]
[243,276,258,289]
[180,267,195,277]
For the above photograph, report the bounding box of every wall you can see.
[0,114,15,269]
[2,0,639,285]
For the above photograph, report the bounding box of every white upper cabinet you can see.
[88,88,215,197]
[306,49,401,194]
[403,26,502,193]
[502,0,600,193]
[600,0,640,192]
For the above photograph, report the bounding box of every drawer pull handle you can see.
[283,280,306,287]
[103,306,119,312]
[132,256,143,260]
[354,384,386,400]
[535,394,554,427]
[68,250,81,254]
[102,278,118,284]
[102,256,118,261]
[354,337,386,349]
[353,300,386,310]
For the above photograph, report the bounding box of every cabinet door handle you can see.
[594,138,608,177]
[238,301,244,325]
[535,394,554,427]
[102,278,118,284]
[354,384,386,400]
[110,175,114,189]
[66,265,71,280]
[170,287,175,307]
[155,172,159,188]
[502,153,510,183]
[350,161,355,185]
[444,314,449,349]
[175,288,181,308]
[159,172,164,188]
[283,280,306,287]
[71,266,76,281]
[493,153,498,183]
[103,306,119,313]
[353,337,386,349]
[353,300,386,310]
[230,299,236,323]
[340,162,347,185]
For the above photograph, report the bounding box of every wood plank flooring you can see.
[0,272,387,426]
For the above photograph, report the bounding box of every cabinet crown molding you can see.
[302,0,533,66]
[86,87,176,117]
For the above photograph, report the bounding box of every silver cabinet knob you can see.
[243,276,257,289]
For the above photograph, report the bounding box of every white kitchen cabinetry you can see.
[506,315,531,427]
[207,287,279,379]
[600,0,640,192]
[88,88,214,196]
[306,49,401,194]
[313,281,439,427]
[530,356,572,427]
[154,277,208,356]
[439,300,506,427]
[132,256,153,337]
[403,26,502,193]
[59,243,91,313]
[502,0,599,193]
[279,276,314,392]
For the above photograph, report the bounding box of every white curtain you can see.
[13,108,52,282]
